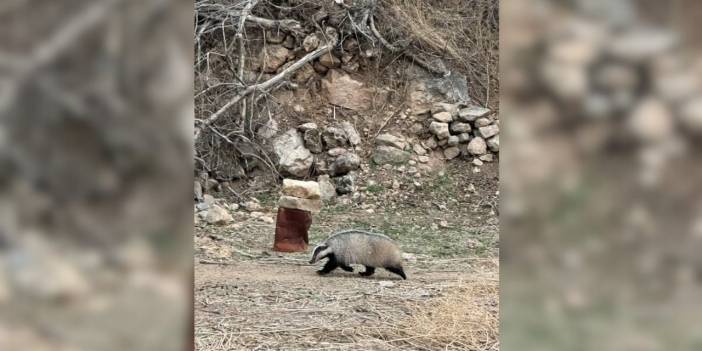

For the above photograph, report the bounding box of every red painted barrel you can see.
[273,207,311,252]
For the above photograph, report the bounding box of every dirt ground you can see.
[194,162,499,350]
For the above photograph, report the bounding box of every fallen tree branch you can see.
[195,41,335,140]
[368,15,448,77]
[246,15,302,33]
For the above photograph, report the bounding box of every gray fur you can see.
[310,230,403,269]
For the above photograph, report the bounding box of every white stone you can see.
[281,179,321,199]
[278,195,322,213]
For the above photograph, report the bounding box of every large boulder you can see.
[478,124,500,139]
[281,179,321,199]
[274,129,314,177]
[372,146,410,165]
[321,70,373,111]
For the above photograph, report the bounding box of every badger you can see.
[309,230,407,279]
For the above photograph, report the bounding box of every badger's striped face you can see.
[309,244,329,264]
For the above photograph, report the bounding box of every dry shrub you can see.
[376,279,499,351]
[377,0,499,106]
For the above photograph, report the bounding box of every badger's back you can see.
[325,230,403,267]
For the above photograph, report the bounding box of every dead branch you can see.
[246,15,302,33]
[195,41,336,140]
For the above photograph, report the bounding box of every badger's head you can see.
[309,244,331,264]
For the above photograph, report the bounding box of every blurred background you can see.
[501,0,702,350]
[0,0,193,350]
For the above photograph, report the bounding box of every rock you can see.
[205,178,220,192]
[375,133,407,150]
[313,156,329,174]
[195,202,209,212]
[342,60,360,73]
[450,122,471,134]
[319,52,341,68]
[432,102,460,115]
[422,137,438,149]
[327,148,347,157]
[392,179,401,189]
[303,129,323,153]
[278,195,322,214]
[410,122,424,134]
[318,175,337,201]
[282,179,321,199]
[475,118,492,127]
[412,143,427,155]
[417,155,430,163]
[203,194,217,207]
[334,173,356,194]
[472,158,484,166]
[443,146,461,160]
[303,33,320,52]
[313,61,328,74]
[261,45,290,73]
[478,124,500,139]
[458,133,471,143]
[331,153,361,176]
[487,136,499,152]
[283,35,296,49]
[243,199,262,212]
[467,137,487,155]
[372,146,410,165]
[341,121,361,146]
[322,127,349,149]
[437,138,448,147]
[274,129,314,177]
[457,106,491,122]
[321,70,373,111]
[205,205,233,225]
[292,63,316,84]
[293,104,306,113]
[267,30,286,44]
[447,136,459,146]
[429,121,450,139]
[627,98,673,142]
[256,116,279,140]
[479,153,494,162]
[432,111,453,123]
[194,181,203,201]
[298,122,318,131]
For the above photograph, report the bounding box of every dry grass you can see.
[377,0,499,106]
[389,280,499,350]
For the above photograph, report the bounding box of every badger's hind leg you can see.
[340,264,354,272]
[385,266,407,280]
[317,256,340,275]
[359,266,375,277]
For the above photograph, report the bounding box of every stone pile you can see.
[273,121,363,198]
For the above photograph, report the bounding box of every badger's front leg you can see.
[317,256,340,275]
